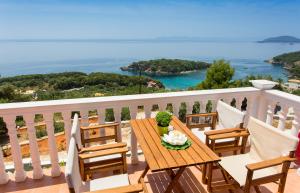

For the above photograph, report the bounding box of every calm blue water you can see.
[0,40,299,89]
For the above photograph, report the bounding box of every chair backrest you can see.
[80,122,120,147]
[216,100,246,129]
[247,117,299,164]
[65,137,83,193]
[70,113,83,149]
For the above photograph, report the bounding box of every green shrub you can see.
[155,111,172,127]
[54,122,65,133]
[121,107,131,121]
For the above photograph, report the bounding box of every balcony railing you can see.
[0,81,299,185]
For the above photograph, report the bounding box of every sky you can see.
[0,0,300,40]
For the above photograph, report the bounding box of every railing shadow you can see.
[0,172,67,193]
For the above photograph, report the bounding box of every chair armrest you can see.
[207,130,249,140]
[86,184,143,193]
[246,156,297,171]
[81,122,119,130]
[79,142,127,153]
[79,147,128,160]
[186,112,217,118]
[204,128,244,136]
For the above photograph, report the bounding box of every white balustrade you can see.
[3,115,26,182]
[0,146,9,184]
[129,106,138,164]
[23,114,43,179]
[113,107,122,142]
[2,84,300,181]
[265,105,273,125]
[291,116,300,137]
[44,113,61,177]
[62,111,72,149]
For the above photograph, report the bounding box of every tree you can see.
[197,59,235,89]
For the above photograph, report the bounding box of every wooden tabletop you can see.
[130,116,220,172]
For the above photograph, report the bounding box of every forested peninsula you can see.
[0,72,164,103]
[121,58,210,75]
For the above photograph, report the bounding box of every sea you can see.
[1,40,300,89]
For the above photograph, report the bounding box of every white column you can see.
[291,115,300,137]
[97,108,106,144]
[144,104,152,118]
[3,115,26,182]
[23,114,43,179]
[81,110,90,145]
[113,107,122,142]
[130,106,138,164]
[186,101,194,115]
[97,108,106,124]
[257,96,268,121]
[265,105,273,125]
[44,113,61,177]
[62,111,72,149]
[0,146,9,184]
[81,110,90,127]
[236,97,243,110]
[172,102,180,117]
[277,110,286,131]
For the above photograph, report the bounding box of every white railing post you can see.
[130,106,138,164]
[97,108,106,124]
[3,116,26,182]
[265,105,273,125]
[44,113,61,177]
[23,114,43,179]
[114,107,122,142]
[172,103,180,117]
[291,115,300,137]
[277,110,286,131]
[81,110,90,127]
[0,146,9,184]
[97,108,106,144]
[186,101,194,115]
[144,105,152,118]
[62,111,72,149]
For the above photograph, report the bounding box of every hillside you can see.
[0,72,164,102]
[269,51,300,77]
[121,58,210,76]
[258,36,300,43]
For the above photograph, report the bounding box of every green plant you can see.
[155,111,172,127]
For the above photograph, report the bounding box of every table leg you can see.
[202,163,207,184]
[165,167,186,193]
[166,169,185,193]
[138,163,149,183]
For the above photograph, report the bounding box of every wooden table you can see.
[130,116,220,193]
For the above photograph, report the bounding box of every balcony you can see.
[0,81,299,193]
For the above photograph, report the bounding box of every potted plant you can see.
[155,111,172,136]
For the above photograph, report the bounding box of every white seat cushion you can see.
[83,153,122,164]
[81,174,129,192]
[219,153,277,186]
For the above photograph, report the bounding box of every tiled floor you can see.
[1,155,300,193]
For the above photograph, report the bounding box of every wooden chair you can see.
[65,137,143,193]
[186,100,247,155]
[70,114,128,180]
[213,117,299,193]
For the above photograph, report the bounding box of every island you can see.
[120,58,210,76]
[258,36,300,43]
